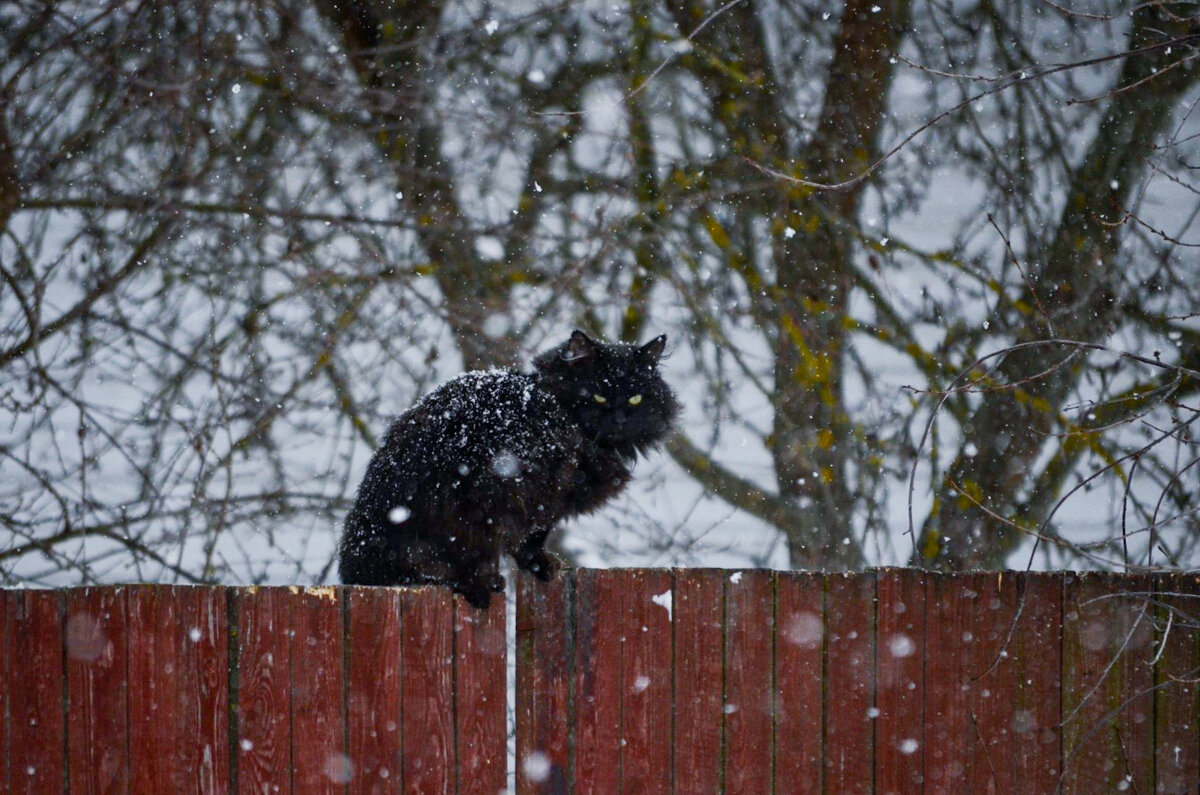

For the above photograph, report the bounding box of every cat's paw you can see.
[521,550,563,582]
[458,583,494,610]
[455,571,505,609]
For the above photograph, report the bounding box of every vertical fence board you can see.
[923,573,970,792]
[1061,573,1156,794]
[724,571,774,794]
[234,586,293,795]
[963,572,1018,795]
[672,569,724,794]
[1154,572,1200,795]
[127,586,227,794]
[453,595,506,795]
[194,588,231,793]
[126,586,177,793]
[1012,572,1063,792]
[66,587,129,795]
[400,588,454,795]
[1,590,6,794]
[5,590,65,794]
[619,569,673,795]
[347,587,403,794]
[290,587,347,793]
[825,572,875,795]
[516,571,573,794]
[774,571,824,795]
[874,569,924,795]
[573,568,622,795]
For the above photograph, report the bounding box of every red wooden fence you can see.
[0,585,505,794]
[515,569,1200,795]
[2,570,1197,793]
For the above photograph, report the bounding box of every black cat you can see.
[339,330,680,608]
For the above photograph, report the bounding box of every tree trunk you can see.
[916,6,1200,569]
[313,0,513,370]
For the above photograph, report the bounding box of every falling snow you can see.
[522,751,551,783]
[887,633,916,658]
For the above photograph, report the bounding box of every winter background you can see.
[3,0,1199,588]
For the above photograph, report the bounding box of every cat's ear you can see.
[638,334,667,365]
[562,330,597,363]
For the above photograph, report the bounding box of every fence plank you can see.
[290,586,347,793]
[573,568,622,795]
[234,586,293,795]
[1154,572,1200,795]
[1011,572,1063,792]
[724,570,774,794]
[775,571,824,795]
[672,569,724,794]
[5,590,65,795]
[66,586,129,795]
[619,569,673,795]
[962,572,1019,794]
[400,587,455,795]
[128,586,228,794]
[1061,572,1156,794]
[1,590,6,793]
[923,573,969,792]
[874,568,924,795]
[125,586,170,795]
[196,588,231,794]
[347,587,403,794]
[453,594,506,795]
[825,572,875,795]
[516,571,573,794]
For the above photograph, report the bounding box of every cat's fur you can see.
[339,330,680,608]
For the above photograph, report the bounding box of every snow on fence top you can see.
[2,569,1197,793]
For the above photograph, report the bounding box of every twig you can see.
[534,0,748,118]
[748,33,1200,192]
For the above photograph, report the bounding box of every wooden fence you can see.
[0,585,506,794]
[2,570,1198,793]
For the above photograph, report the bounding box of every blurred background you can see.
[2,0,1198,585]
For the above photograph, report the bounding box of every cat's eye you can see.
[592,394,607,404]
[628,394,643,406]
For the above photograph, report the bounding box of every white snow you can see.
[522,751,551,783]
[490,451,522,478]
[887,633,916,658]
[323,752,354,784]
[651,590,672,620]
[781,612,823,649]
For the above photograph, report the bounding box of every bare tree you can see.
[2,0,1198,586]
[912,6,1200,569]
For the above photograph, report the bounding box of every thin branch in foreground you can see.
[749,33,1200,192]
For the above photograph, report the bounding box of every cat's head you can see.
[534,330,680,454]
